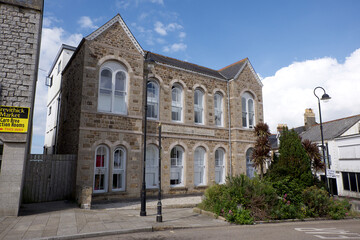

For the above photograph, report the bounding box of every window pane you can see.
[172,87,182,121]
[248,99,254,127]
[342,172,350,191]
[113,173,122,189]
[357,173,360,193]
[115,72,126,91]
[100,69,112,89]
[349,172,357,192]
[114,149,123,169]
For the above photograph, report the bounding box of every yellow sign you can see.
[0,106,30,133]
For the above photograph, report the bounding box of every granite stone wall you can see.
[58,19,263,205]
[0,0,43,216]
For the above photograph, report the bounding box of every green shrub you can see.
[302,186,330,217]
[224,208,254,225]
[201,175,278,223]
[328,198,351,220]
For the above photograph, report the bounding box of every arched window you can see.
[147,80,159,119]
[172,84,183,122]
[170,146,184,186]
[194,147,206,186]
[215,148,225,184]
[98,61,127,114]
[194,89,204,124]
[113,147,126,191]
[246,148,255,179]
[214,93,223,126]
[146,144,159,189]
[94,145,109,193]
[242,92,255,128]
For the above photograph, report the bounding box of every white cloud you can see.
[154,21,167,36]
[262,48,360,133]
[179,32,186,39]
[149,0,164,4]
[154,21,183,36]
[78,16,98,29]
[115,0,132,9]
[163,43,187,53]
[31,27,82,153]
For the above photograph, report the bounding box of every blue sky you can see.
[31,0,360,153]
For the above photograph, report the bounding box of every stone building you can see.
[54,14,263,207]
[0,0,43,216]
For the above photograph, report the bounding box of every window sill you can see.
[194,185,208,189]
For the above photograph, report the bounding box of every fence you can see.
[22,154,77,203]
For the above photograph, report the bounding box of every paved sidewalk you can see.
[0,196,229,240]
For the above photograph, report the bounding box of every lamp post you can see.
[313,86,331,193]
[156,123,162,222]
[140,54,155,217]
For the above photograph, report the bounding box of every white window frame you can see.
[194,147,206,186]
[146,144,159,189]
[170,146,184,187]
[98,61,128,114]
[214,92,223,127]
[242,92,255,128]
[147,80,159,120]
[94,145,109,193]
[194,89,204,124]
[215,148,225,184]
[112,147,126,191]
[171,84,183,122]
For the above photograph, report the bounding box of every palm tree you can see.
[251,122,271,179]
[302,139,325,177]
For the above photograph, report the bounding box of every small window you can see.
[349,172,357,192]
[342,172,350,191]
[194,147,206,186]
[113,147,126,191]
[194,89,204,124]
[215,148,225,184]
[94,145,109,193]
[170,146,184,186]
[172,85,183,122]
[48,106,52,116]
[57,61,61,75]
[214,93,223,126]
[146,145,159,188]
[241,92,255,128]
[147,81,159,119]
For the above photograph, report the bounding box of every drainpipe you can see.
[227,80,232,177]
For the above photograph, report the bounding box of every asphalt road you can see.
[83,219,360,240]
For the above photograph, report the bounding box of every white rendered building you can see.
[44,44,76,154]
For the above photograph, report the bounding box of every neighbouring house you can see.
[272,109,360,199]
[300,111,360,199]
[48,14,264,208]
[44,44,76,154]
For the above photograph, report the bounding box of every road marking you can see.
[295,228,360,239]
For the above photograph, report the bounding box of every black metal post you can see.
[314,86,330,194]
[140,73,148,217]
[156,123,162,222]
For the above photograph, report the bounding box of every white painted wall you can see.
[44,48,74,153]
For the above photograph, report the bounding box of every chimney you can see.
[304,108,316,130]
[277,124,288,133]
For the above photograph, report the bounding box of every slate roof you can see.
[269,134,279,149]
[146,52,248,81]
[300,114,360,142]
[218,59,247,79]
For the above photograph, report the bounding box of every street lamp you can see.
[313,86,331,193]
[156,123,162,222]
[140,53,155,217]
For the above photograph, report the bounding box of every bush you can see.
[302,186,330,217]
[201,175,278,223]
[328,198,351,220]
